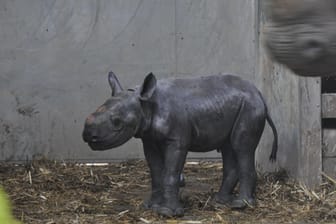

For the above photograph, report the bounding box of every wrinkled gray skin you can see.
[82,72,278,217]
[264,0,336,76]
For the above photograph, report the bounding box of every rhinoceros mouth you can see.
[87,128,134,151]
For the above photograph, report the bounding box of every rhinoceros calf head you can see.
[263,0,336,76]
[82,72,156,150]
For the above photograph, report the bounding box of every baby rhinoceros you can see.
[82,72,278,217]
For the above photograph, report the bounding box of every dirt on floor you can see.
[0,159,335,224]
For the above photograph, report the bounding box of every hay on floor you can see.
[0,159,335,224]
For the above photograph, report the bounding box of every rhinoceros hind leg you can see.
[215,144,239,204]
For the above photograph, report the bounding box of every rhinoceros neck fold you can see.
[134,101,153,138]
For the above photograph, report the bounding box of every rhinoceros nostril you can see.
[82,128,99,143]
[91,135,99,142]
[306,40,319,49]
[299,36,326,61]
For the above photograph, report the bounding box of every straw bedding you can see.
[0,159,335,223]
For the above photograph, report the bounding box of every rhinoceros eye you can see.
[110,116,123,130]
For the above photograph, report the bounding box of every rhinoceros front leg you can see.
[142,139,164,211]
[157,141,188,217]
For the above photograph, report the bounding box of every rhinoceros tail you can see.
[266,111,278,162]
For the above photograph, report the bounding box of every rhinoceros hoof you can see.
[142,200,160,211]
[157,206,184,217]
[227,198,256,209]
[213,193,234,204]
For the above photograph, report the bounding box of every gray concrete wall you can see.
[0,0,319,182]
[0,0,259,161]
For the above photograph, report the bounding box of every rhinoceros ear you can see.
[139,73,157,101]
[108,71,123,96]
